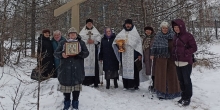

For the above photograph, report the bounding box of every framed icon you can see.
[65,42,79,56]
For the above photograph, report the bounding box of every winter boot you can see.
[72,100,79,109]
[63,100,71,110]
[182,99,190,106]
[177,98,184,104]
[114,78,118,88]
[106,79,110,89]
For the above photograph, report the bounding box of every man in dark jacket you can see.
[172,19,197,106]
[54,27,89,110]
[51,30,65,78]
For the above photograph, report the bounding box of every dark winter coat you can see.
[37,34,54,77]
[99,34,119,71]
[54,35,89,86]
[51,36,65,70]
[171,19,197,64]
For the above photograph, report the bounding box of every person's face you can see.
[53,33,61,41]
[69,32,77,39]
[174,26,180,33]
[161,26,169,34]
[106,28,112,36]
[43,32,50,38]
[86,22,93,29]
[145,30,152,36]
[125,24,132,30]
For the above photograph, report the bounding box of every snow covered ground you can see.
[0,42,220,110]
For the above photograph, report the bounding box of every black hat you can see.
[86,18,93,24]
[42,29,50,34]
[124,19,133,25]
[144,26,154,33]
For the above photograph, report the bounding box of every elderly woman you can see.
[142,26,156,90]
[99,28,119,89]
[150,21,181,99]
[37,29,54,78]
[54,27,89,110]
[51,30,65,78]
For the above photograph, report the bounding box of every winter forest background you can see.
[0,0,220,110]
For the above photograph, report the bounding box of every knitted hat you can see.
[68,27,77,34]
[86,18,93,24]
[124,19,133,25]
[144,26,154,34]
[42,29,50,34]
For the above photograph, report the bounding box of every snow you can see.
[0,43,220,110]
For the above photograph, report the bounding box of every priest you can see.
[113,19,143,90]
[79,18,101,87]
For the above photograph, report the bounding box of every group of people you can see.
[144,19,197,106]
[36,18,197,110]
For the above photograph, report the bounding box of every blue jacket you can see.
[51,36,65,71]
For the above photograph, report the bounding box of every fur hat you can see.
[144,26,154,34]
[68,27,77,34]
[42,29,50,34]
[124,19,133,25]
[86,18,93,24]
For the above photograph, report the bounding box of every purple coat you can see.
[171,19,197,64]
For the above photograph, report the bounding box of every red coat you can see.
[172,19,197,64]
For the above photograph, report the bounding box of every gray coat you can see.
[54,36,89,86]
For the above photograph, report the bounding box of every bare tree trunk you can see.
[215,20,218,39]
[0,0,9,67]
[31,0,36,57]
[0,41,3,67]
[24,0,28,57]
[141,0,146,26]
[6,1,18,63]
[37,80,40,110]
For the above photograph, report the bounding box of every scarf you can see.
[142,34,154,51]
[104,28,113,39]
[151,29,174,58]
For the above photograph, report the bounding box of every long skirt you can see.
[154,58,181,99]
[105,70,119,80]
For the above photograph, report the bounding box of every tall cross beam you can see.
[54,0,87,32]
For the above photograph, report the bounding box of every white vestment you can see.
[113,26,143,79]
[79,26,101,76]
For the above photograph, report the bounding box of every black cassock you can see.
[82,44,100,87]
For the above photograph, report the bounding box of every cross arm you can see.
[54,0,87,17]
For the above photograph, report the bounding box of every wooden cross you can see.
[87,31,93,40]
[54,0,87,31]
